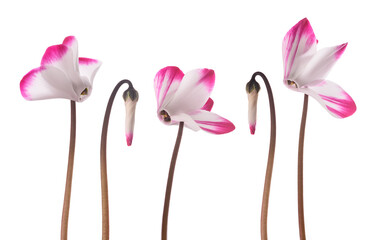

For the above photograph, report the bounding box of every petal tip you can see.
[62,36,77,46]
[335,43,348,60]
[41,44,69,65]
[250,123,256,135]
[20,67,45,100]
[126,133,133,146]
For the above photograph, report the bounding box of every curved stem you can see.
[251,72,276,240]
[100,79,133,240]
[61,100,76,240]
[162,122,184,240]
[298,94,308,240]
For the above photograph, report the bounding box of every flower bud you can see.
[246,79,260,134]
[123,86,139,146]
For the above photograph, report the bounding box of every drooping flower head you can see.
[246,78,261,134]
[20,36,101,102]
[154,66,235,134]
[282,18,356,118]
[123,85,139,146]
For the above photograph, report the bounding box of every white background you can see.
[0,0,377,239]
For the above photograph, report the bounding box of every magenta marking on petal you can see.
[126,133,133,146]
[20,66,45,100]
[197,119,235,134]
[250,123,256,135]
[41,45,68,65]
[201,98,214,111]
[155,66,184,108]
[334,43,348,60]
[284,18,316,78]
[319,93,356,118]
[63,36,76,46]
[79,57,98,65]
[197,69,215,92]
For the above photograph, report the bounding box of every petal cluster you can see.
[154,66,235,134]
[282,18,356,118]
[20,36,101,102]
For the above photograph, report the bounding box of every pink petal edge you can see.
[283,18,316,78]
[126,133,133,146]
[62,36,76,47]
[79,57,99,65]
[20,66,45,100]
[41,45,69,65]
[201,98,214,111]
[154,66,184,108]
[196,119,235,134]
[196,69,215,93]
[319,93,356,118]
[334,43,348,60]
[250,123,256,135]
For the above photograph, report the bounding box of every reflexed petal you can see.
[79,57,102,84]
[300,80,356,118]
[154,66,184,110]
[166,68,215,114]
[169,113,200,131]
[20,66,77,101]
[247,90,259,135]
[125,99,137,146]
[41,44,77,79]
[297,43,348,85]
[190,110,235,134]
[201,98,214,111]
[283,18,317,81]
[63,36,79,71]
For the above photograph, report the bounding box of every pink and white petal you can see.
[190,110,235,134]
[283,18,317,81]
[78,57,102,84]
[201,98,214,111]
[20,66,78,101]
[41,44,78,81]
[154,66,184,110]
[298,43,348,85]
[300,80,356,118]
[247,91,258,135]
[125,99,137,146]
[62,36,79,71]
[169,113,201,131]
[166,69,215,114]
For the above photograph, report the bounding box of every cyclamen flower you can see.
[154,66,235,134]
[20,36,101,102]
[282,18,356,118]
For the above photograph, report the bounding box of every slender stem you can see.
[100,80,133,240]
[61,100,76,240]
[298,94,309,240]
[161,122,184,240]
[251,72,276,240]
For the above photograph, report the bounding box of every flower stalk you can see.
[100,79,136,240]
[298,94,309,240]
[162,122,184,240]
[61,100,76,240]
[247,72,276,240]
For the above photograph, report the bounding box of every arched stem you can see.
[251,72,276,240]
[100,79,133,240]
[61,100,76,240]
[298,94,309,240]
[161,122,184,240]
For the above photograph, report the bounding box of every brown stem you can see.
[298,94,308,240]
[250,72,276,240]
[100,80,133,240]
[161,122,184,240]
[61,100,76,240]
